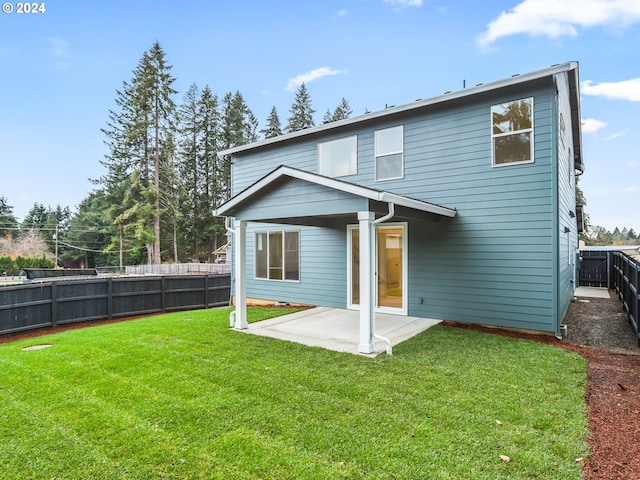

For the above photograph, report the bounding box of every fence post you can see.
[107,277,113,319]
[161,276,166,312]
[204,275,209,309]
[51,283,58,329]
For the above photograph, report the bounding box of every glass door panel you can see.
[377,227,403,309]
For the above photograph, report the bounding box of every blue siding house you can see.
[215,62,584,353]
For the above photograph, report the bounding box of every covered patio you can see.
[240,307,442,357]
[215,166,456,355]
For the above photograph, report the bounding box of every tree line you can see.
[0,42,352,268]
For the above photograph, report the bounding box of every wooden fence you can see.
[579,250,610,287]
[0,274,231,336]
[612,252,640,345]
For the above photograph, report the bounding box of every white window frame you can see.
[254,230,300,282]
[347,222,408,315]
[491,97,534,167]
[318,135,357,177]
[375,125,404,181]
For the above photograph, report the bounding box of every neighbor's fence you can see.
[0,274,231,336]
[125,263,230,275]
[612,251,640,345]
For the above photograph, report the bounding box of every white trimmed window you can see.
[255,230,299,281]
[375,125,404,181]
[318,135,357,177]
[491,98,533,166]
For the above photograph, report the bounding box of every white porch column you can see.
[233,219,248,329]
[358,211,375,353]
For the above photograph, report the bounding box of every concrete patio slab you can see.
[239,307,441,357]
[574,286,612,299]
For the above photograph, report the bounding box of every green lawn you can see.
[0,307,589,479]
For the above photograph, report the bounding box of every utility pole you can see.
[54,223,59,269]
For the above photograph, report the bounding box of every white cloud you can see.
[286,67,344,91]
[477,0,640,46]
[383,0,423,8]
[581,118,607,133]
[582,78,640,102]
[337,9,347,16]
[605,128,630,140]
[49,37,70,57]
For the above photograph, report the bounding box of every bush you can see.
[0,256,55,276]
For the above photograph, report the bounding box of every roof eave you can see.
[219,61,579,158]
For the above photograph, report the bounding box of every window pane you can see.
[351,229,360,305]
[376,153,403,180]
[376,126,403,155]
[255,232,267,278]
[494,132,531,165]
[284,231,299,281]
[492,98,532,134]
[318,136,357,177]
[268,231,283,280]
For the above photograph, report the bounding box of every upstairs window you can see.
[255,230,299,281]
[375,125,404,181]
[318,136,357,177]
[491,98,533,166]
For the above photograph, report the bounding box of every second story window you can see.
[318,135,357,177]
[491,98,533,166]
[375,125,404,181]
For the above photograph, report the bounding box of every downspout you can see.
[224,216,236,328]
[372,202,395,355]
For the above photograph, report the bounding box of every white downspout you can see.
[224,217,236,327]
[372,202,395,355]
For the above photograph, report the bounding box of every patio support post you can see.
[234,219,248,329]
[358,211,375,353]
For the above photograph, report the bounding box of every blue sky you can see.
[1,0,639,233]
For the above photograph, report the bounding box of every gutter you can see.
[371,202,395,355]
[224,216,236,328]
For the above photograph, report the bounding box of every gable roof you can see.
[214,165,457,219]
[219,61,582,171]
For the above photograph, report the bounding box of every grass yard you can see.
[0,307,589,479]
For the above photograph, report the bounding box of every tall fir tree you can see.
[99,41,177,265]
[261,105,283,138]
[0,196,18,239]
[176,84,222,261]
[286,83,315,133]
[331,97,352,121]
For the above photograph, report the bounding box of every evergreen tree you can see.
[0,196,19,239]
[62,191,113,268]
[176,84,222,261]
[221,91,259,199]
[261,105,283,138]
[322,108,333,124]
[331,97,352,121]
[99,42,177,265]
[286,83,315,133]
[21,203,50,231]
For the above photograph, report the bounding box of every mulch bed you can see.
[2,297,639,478]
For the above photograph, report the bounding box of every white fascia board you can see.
[379,192,456,217]
[214,166,456,218]
[219,62,579,158]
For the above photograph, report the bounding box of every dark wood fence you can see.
[579,250,610,287]
[0,274,231,336]
[612,252,640,345]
